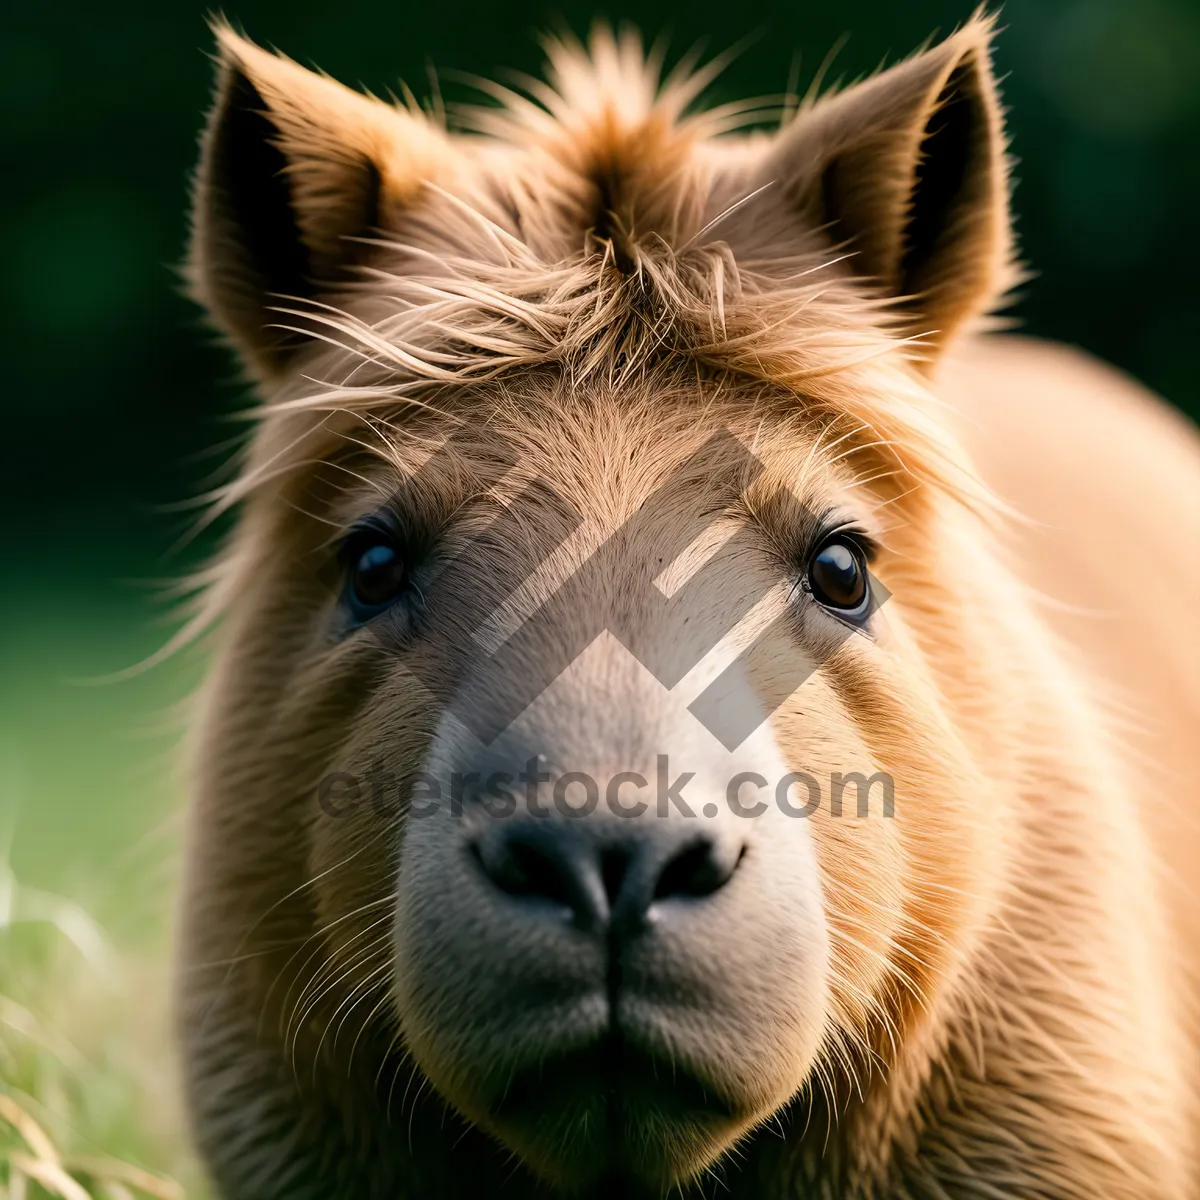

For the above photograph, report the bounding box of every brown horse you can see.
[177,15,1200,1198]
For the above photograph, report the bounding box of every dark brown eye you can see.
[347,541,408,616]
[807,537,869,615]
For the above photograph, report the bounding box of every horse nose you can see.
[470,820,745,935]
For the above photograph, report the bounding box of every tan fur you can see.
[176,15,1200,1199]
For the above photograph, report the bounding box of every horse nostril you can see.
[471,825,607,929]
[653,838,745,901]
[476,836,572,905]
[470,822,745,935]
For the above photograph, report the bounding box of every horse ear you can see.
[764,16,1011,360]
[188,24,459,379]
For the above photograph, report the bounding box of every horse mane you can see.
[250,27,992,485]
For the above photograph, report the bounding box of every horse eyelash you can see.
[338,511,406,564]
[808,517,879,563]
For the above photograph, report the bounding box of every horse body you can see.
[943,332,1200,967]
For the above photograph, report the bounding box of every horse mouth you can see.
[492,1031,740,1124]
[483,1031,743,1189]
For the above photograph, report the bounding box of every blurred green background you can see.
[1,0,1198,1185]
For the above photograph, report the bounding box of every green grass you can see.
[0,882,200,1198]
[1,581,209,1198]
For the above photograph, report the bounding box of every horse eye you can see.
[806,536,869,617]
[346,539,408,617]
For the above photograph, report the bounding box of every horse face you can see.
[216,385,994,1190]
